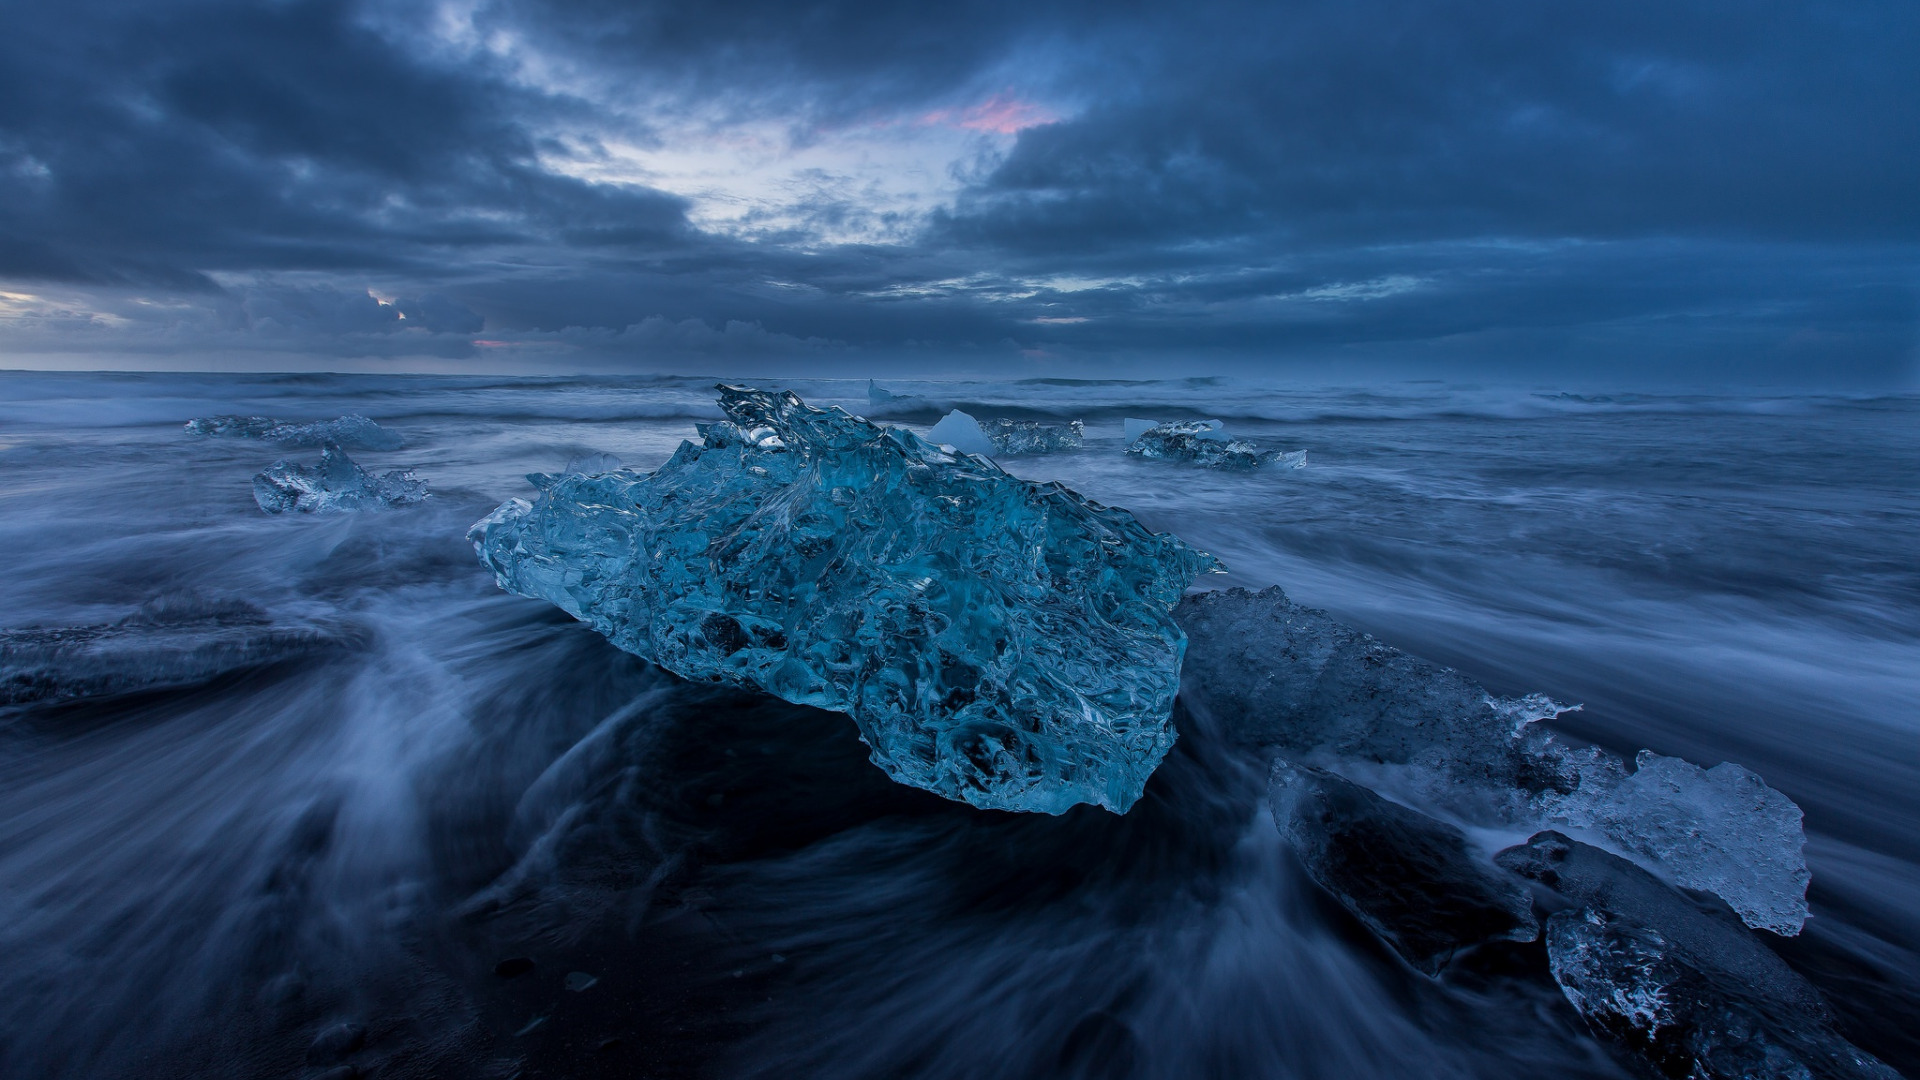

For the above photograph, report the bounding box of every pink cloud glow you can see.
[919,94,1059,134]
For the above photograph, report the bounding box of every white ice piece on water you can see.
[926,409,998,457]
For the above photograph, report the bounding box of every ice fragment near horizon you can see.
[470,385,1222,814]
[1177,586,1810,932]
[982,418,1084,455]
[1127,420,1302,470]
[252,444,429,514]
[867,379,897,404]
[187,413,402,450]
[925,409,997,456]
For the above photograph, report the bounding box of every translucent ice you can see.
[868,379,897,404]
[186,413,402,450]
[471,385,1221,813]
[253,444,429,514]
[1127,420,1302,470]
[925,409,997,456]
[1546,753,1811,936]
[1178,586,1810,932]
[1544,908,1897,1080]
[981,418,1084,455]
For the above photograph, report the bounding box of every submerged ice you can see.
[187,413,403,450]
[471,385,1220,814]
[253,444,429,514]
[1179,587,1810,933]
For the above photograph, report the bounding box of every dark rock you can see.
[1270,760,1537,974]
[307,1021,366,1063]
[493,956,535,978]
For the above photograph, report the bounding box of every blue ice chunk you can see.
[867,379,897,404]
[1127,420,1302,470]
[187,414,402,450]
[252,444,428,514]
[470,385,1222,813]
[926,409,997,456]
[1123,418,1162,441]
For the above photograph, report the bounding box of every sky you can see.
[0,0,1916,383]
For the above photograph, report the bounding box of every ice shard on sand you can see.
[471,385,1221,813]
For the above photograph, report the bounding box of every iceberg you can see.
[186,413,402,450]
[1271,760,1537,974]
[253,444,429,514]
[925,409,997,456]
[470,385,1221,813]
[1127,420,1303,470]
[1178,587,1810,932]
[1544,908,1897,1080]
[867,379,897,404]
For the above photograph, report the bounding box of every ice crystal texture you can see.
[252,444,429,514]
[1127,420,1304,470]
[470,385,1221,813]
[1545,908,1897,1080]
[1,594,362,705]
[186,413,402,450]
[927,411,1084,457]
[1178,586,1810,932]
[982,418,1084,455]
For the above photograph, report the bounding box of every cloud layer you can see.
[1,0,1915,381]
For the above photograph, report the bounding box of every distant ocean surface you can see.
[1,370,1916,1078]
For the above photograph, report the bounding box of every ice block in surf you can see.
[1126,419,1305,470]
[1182,586,1810,934]
[253,444,428,514]
[471,385,1221,814]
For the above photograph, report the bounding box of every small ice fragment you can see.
[471,385,1221,814]
[564,971,599,991]
[563,452,623,475]
[1271,760,1536,974]
[252,444,429,514]
[187,414,402,450]
[868,379,896,404]
[925,409,997,456]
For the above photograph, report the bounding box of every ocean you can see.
[1,371,1915,1078]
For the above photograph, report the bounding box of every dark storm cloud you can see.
[0,0,1914,381]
